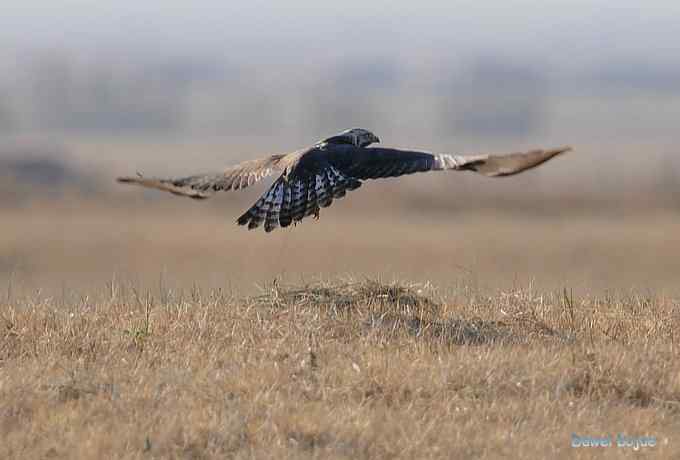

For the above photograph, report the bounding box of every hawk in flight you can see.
[118,128,571,232]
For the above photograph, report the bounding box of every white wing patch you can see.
[432,154,464,171]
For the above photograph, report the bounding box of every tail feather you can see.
[318,170,333,208]
[237,167,362,232]
[236,195,264,226]
[279,183,294,228]
[303,175,319,218]
[290,180,308,223]
[236,181,278,230]
[264,182,285,232]
[248,195,269,229]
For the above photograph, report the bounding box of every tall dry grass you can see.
[2,278,679,459]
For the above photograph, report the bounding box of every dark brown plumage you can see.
[117,128,571,232]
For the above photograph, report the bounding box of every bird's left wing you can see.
[117,152,299,199]
[341,146,571,180]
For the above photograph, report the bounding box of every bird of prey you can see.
[117,128,571,232]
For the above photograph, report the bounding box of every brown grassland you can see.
[2,177,680,458]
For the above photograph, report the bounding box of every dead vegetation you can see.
[1,278,679,459]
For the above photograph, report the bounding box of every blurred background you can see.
[2,0,680,297]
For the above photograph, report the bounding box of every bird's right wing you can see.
[342,146,572,180]
[117,152,299,199]
[445,146,572,177]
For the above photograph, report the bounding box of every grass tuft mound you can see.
[249,278,520,346]
[251,278,442,316]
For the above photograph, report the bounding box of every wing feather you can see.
[117,152,297,199]
[450,147,572,177]
[339,146,570,180]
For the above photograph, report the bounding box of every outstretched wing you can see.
[117,152,298,199]
[340,146,572,180]
[444,147,572,177]
[236,144,571,232]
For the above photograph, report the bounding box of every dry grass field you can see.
[2,168,680,458]
[2,276,679,459]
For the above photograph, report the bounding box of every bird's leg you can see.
[313,208,320,220]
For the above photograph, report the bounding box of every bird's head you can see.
[320,128,380,148]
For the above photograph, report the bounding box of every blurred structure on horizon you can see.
[2,49,679,142]
[0,0,679,204]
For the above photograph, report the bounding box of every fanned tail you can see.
[236,167,361,232]
[236,179,282,231]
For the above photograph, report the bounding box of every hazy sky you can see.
[3,1,680,67]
